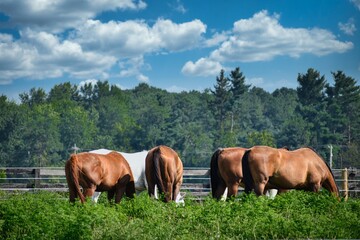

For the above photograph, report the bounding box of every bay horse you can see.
[210,147,278,200]
[242,146,339,197]
[145,145,184,203]
[65,151,135,203]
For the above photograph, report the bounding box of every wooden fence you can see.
[0,167,359,199]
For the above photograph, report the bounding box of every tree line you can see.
[0,67,359,168]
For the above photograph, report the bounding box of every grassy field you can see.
[0,190,359,239]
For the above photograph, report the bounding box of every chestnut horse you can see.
[65,151,135,203]
[242,146,339,197]
[210,147,247,200]
[145,145,183,202]
[210,147,278,200]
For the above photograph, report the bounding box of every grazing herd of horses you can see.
[65,145,339,204]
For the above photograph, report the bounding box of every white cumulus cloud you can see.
[0,30,116,84]
[0,0,147,32]
[182,10,353,77]
[211,10,353,62]
[181,58,223,77]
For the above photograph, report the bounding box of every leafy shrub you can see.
[0,191,359,239]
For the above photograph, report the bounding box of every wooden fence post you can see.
[34,168,40,189]
[342,168,348,201]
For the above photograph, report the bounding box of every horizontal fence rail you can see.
[0,167,359,199]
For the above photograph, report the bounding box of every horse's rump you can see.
[210,147,248,200]
[145,145,183,202]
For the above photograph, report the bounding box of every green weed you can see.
[0,191,359,239]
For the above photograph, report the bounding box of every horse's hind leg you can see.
[253,176,268,196]
[215,181,227,200]
[227,183,239,199]
[67,182,77,202]
[254,182,266,196]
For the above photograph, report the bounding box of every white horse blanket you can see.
[89,149,184,204]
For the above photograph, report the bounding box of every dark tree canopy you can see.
[0,67,359,169]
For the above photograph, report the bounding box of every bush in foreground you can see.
[0,191,359,239]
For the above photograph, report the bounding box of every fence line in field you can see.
[0,167,359,199]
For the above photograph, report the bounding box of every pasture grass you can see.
[0,190,359,239]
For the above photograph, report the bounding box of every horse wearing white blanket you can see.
[89,149,185,204]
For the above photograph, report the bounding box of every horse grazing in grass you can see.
[145,145,184,203]
[242,146,339,197]
[90,149,148,194]
[90,149,185,204]
[210,147,278,200]
[210,147,247,200]
[65,151,135,203]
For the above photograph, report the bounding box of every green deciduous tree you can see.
[8,104,63,166]
[19,88,47,107]
[247,130,276,147]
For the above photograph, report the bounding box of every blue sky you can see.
[0,0,359,101]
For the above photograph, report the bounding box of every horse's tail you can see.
[210,148,223,198]
[153,147,166,198]
[65,154,85,203]
[242,149,253,194]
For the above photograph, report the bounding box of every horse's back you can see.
[292,148,331,177]
[247,146,282,174]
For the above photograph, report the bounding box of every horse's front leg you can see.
[173,181,182,203]
[114,186,126,203]
[114,175,131,203]
[107,189,115,202]
[164,182,173,202]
